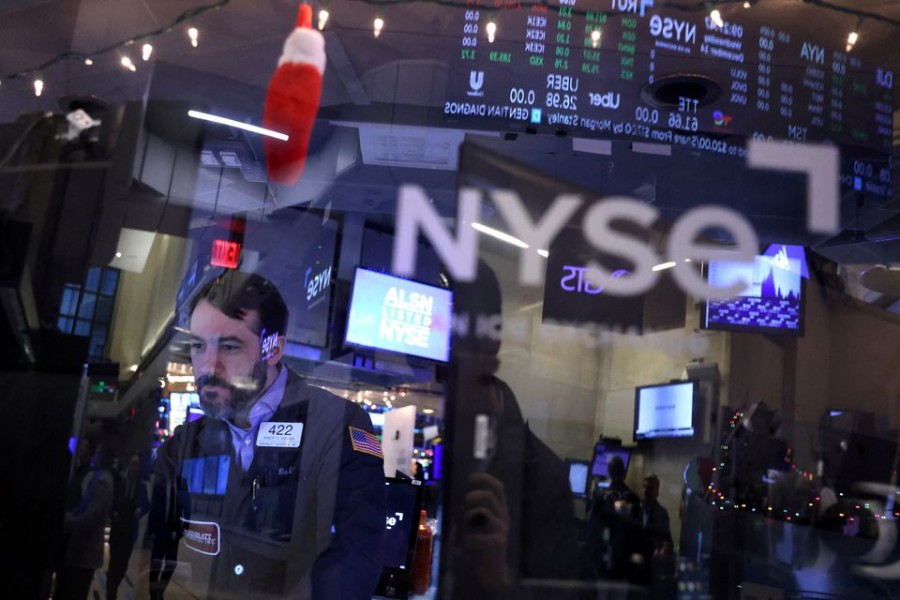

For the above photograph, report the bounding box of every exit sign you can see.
[210,239,241,269]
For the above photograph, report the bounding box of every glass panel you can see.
[73,319,91,337]
[56,317,73,334]
[95,296,113,324]
[84,267,100,292]
[101,268,119,296]
[77,293,96,320]
[59,286,79,316]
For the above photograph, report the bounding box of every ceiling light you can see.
[142,43,153,61]
[318,9,329,30]
[84,57,93,66]
[33,78,43,97]
[187,110,289,141]
[120,56,137,72]
[188,26,199,48]
[652,261,677,272]
[373,17,384,38]
[591,29,601,48]
[846,15,863,52]
[537,248,549,258]
[709,8,724,28]
[486,21,496,43]
[472,222,529,248]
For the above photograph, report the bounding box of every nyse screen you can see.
[441,0,892,196]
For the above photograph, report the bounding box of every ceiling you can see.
[2,0,900,293]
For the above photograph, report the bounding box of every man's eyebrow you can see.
[188,334,244,344]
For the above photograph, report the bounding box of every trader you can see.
[149,271,386,599]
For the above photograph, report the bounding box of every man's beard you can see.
[195,361,267,421]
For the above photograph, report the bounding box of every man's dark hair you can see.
[608,455,626,481]
[191,271,288,337]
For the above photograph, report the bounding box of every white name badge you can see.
[257,422,303,448]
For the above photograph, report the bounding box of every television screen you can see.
[566,459,590,497]
[345,268,453,362]
[634,381,696,440]
[702,252,804,335]
[591,444,632,478]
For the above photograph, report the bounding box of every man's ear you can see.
[265,334,287,366]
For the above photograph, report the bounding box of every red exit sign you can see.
[210,239,242,269]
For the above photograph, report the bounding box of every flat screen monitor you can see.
[591,444,632,478]
[633,381,696,440]
[345,268,453,362]
[566,459,590,497]
[374,478,425,598]
[702,252,804,335]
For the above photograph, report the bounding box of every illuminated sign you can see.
[210,239,241,269]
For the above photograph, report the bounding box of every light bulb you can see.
[373,17,384,38]
[188,26,199,48]
[710,9,724,28]
[591,29,601,48]
[84,57,93,66]
[34,78,43,97]
[743,1,751,7]
[486,20,496,43]
[142,43,153,61]
[846,30,859,52]
[318,9,329,30]
[121,56,137,72]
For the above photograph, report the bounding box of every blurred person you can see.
[637,474,676,599]
[586,455,641,583]
[56,437,113,600]
[149,271,385,599]
[445,261,586,599]
[106,453,149,599]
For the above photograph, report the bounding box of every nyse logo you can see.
[467,71,485,97]
[305,265,332,306]
[649,15,696,44]
[611,0,654,17]
[588,91,621,109]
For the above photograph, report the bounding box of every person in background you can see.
[55,437,113,600]
[107,453,150,599]
[638,474,676,599]
[586,455,641,583]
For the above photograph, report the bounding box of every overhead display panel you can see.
[441,0,893,153]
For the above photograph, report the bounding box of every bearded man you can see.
[148,272,385,600]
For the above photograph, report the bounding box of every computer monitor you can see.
[633,381,697,440]
[591,443,632,479]
[566,459,590,498]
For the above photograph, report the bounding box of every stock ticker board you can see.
[437,0,893,197]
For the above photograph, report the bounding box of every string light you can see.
[591,29,601,48]
[318,9,329,30]
[373,17,384,38]
[846,16,863,52]
[84,57,94,66]
[33,77,43,97]
[142,43,153,61]
[486,20,496,43]
[120,56,137,72]
[709,8,724,28]
[188,26,199,48]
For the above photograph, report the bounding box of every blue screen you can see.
[704,253,803,334]
[345,269,452,362]
[635,382,695,440]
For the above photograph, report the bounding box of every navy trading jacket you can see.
[150,370,386,599]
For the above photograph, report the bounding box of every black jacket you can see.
[149,370,386,599]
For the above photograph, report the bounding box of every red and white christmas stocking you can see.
[263,4,325,185]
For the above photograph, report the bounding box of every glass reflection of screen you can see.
[170,392,200,430]
[568,461,589,496]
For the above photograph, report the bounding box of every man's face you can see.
[189,300,268,421]
[642,478,659,501]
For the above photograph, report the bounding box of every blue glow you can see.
[345,269,452,362]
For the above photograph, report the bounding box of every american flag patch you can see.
[349,427,383,459]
